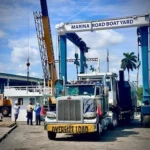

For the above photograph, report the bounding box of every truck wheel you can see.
[47,131,56,140]
[108,113,118,129]
[92,123,101,141]
[141,114,143,126]
[2,107,9,117]
[142,115,150,127]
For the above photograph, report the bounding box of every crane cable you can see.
[26,5,30,84]
[28,7,30,61]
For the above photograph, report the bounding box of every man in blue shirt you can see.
[35,103,41,125]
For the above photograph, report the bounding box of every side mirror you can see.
[61,90,65,96]
[104,86,109,96]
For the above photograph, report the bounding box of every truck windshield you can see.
[66,85,95,96]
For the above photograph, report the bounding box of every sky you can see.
[0,0,150,85]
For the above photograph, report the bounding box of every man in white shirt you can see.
[14,100,20,123]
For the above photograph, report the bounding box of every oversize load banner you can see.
[47,124,96,133]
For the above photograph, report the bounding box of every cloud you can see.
[9,39,40,65]
[123,0,150,15]
[0,0,149,33]
[84,0,150,19]
[67,30,124,59]
[10,46,40,65]
[78,30,124,49]
[65,28,143,84]
[67,30,125,63]
[0,0,149,84]
[0,0,38,32]
[8,36,38,49]
[66,29,125,77]
[7,36,41,76]
[0,30,5,38]
[0,63,5,72]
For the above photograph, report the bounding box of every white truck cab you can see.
[44,80,111,140]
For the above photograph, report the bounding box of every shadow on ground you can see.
[54,119,141,142]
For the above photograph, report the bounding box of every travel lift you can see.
[56,14,150,127]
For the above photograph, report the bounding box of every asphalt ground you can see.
[0,116,150,150]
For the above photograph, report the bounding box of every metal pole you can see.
[76,65,79,80]
[137,45,140,90]
[26,58,30,86]
[148,14,150,88]
[97,57,100,73]
[58,35,61,79]
[107,49,109,72]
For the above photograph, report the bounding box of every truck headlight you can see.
[83,112,96,119]
[46,112,56,118]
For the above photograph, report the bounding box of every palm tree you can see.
[121,52,137,81]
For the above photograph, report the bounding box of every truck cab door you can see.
[95,87,104,116]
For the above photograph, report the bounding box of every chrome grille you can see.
[57,100,81,121]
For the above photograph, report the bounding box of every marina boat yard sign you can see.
[56,14,149,34]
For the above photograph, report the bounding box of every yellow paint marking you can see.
[46,124,96,133]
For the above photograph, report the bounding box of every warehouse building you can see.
[0,73,43,93]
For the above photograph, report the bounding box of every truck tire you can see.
[47,131,56,140]
[92,123,101,141]
[142,115,150,127]
[108,113,118,129]
[1,107,9,117]
[141,114,143,126]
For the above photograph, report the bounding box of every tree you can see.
[137,86,150,102]
[137,86,143,101]
[121,52,137,81]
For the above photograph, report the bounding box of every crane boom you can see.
[34,0,57,88]
[33,11,49,82]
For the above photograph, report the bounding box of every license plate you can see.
[47,124,96,133]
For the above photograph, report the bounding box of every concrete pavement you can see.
[0,124,17,142]
[0,116,150,150]
[0,116,17,143]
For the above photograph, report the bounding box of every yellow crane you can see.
[33,0,57,104]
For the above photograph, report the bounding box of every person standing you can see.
[14,100,20,123]
[40,104,46,121]
[34,103,41,125]
[26,101,34,125]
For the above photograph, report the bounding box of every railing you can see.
[4,86,53,96]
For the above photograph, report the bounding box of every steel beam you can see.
[140,26,149,103]
[60,35,67,82]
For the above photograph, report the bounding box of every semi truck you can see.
[44,70,137,140]
[45,79,110,140]
[78,70,137,126]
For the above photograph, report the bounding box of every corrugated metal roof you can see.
[0,73,43,82]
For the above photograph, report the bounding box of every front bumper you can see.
[45,123,97,134]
